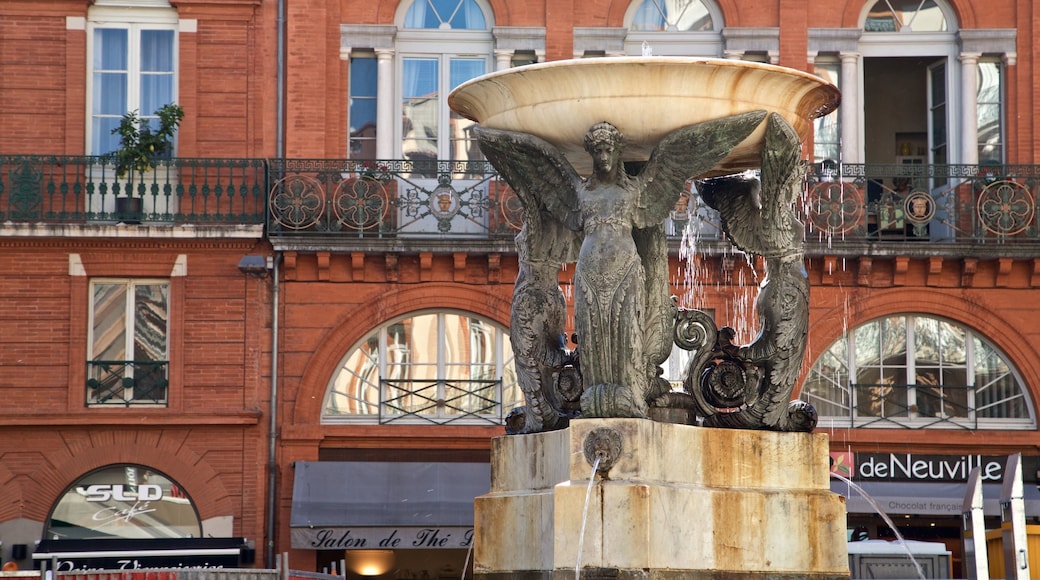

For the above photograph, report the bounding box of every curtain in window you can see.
[139,29,175,118]
[93,29,130,154]
[91,26,175,154]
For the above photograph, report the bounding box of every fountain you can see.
[449,57,848,579]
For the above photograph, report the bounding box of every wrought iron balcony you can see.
[0,155,266,225]
[5,155,1040,256]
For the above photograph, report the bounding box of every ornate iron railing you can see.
[0,155,266,224]
[265,159,522,238]
[803,163,1040,244]
[86,360,169,406]
[5,155,1040,247]
[378,378,502,425]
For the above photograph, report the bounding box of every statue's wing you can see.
[696,113,805,256]
[758,113,804,245]
[474,125,583,229]
[634,110,767,227]
[696,174,764,255]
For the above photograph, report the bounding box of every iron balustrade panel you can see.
[265,159,522,238]
[850,382,976,429]
[378,378,502,425]
[803,163,1040,244]
[86,360,170,406]
[0,155,266,225]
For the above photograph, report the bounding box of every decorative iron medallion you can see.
[269,174,325,229]
[496,182,524,232]
[977,180,1034,236]
[333,176,390,231]
[583,427,623,475]
[429,175,461,220]
[902,190,935,226]
[805,181,864,235]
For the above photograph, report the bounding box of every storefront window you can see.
[801,314,1035,428]
[323,311,519,424]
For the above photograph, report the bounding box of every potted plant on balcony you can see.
[109,103,184,222]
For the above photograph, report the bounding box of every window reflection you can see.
[977,61,1004,164]
[864,0,946,32]
[324,311,517,424]
[630,0,713,32]
[802,314,1033,428]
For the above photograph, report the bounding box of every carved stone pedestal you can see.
[473,419,850,579]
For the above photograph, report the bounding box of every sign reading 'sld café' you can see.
[291,527,473,550]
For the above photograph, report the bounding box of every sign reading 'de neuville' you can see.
[850,452,1040,483]
[291,527,474,550]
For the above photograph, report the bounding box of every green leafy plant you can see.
[110,103,184,187]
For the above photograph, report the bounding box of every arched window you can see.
[629,0,714,32]
[322,311,520,425]
[404,0,486,29]
[801,314,1036,430]
[396,0,492,161]
[623,0,722,56]
[863,0,948,33]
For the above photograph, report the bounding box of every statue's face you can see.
[589,141,619,175]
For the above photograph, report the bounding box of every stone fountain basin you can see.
[449,56,840,176]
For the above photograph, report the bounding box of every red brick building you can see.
[1,0,1039,578]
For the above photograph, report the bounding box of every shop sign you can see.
[291,527,474,550]
[33,538,244,571]
[47,465,202,539]
[835,452,1034,483]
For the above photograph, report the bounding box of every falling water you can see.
[831,473,927,580]
[575,455,602,580]
[460,535,473,580]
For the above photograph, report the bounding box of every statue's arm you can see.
[634,110,767,227]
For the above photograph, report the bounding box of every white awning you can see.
[832,480,1040,517]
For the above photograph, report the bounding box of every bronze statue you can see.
[477,110,767,420]
[688,113,817,431]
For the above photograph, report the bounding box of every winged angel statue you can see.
[478,110,815,433]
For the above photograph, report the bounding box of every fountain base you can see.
[474,419,849,579]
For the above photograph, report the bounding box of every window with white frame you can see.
[322,311,520,424]
[800,314,1035,429]
[87,279,170,406]
[87,2,178,156]
[397,0,492,161]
